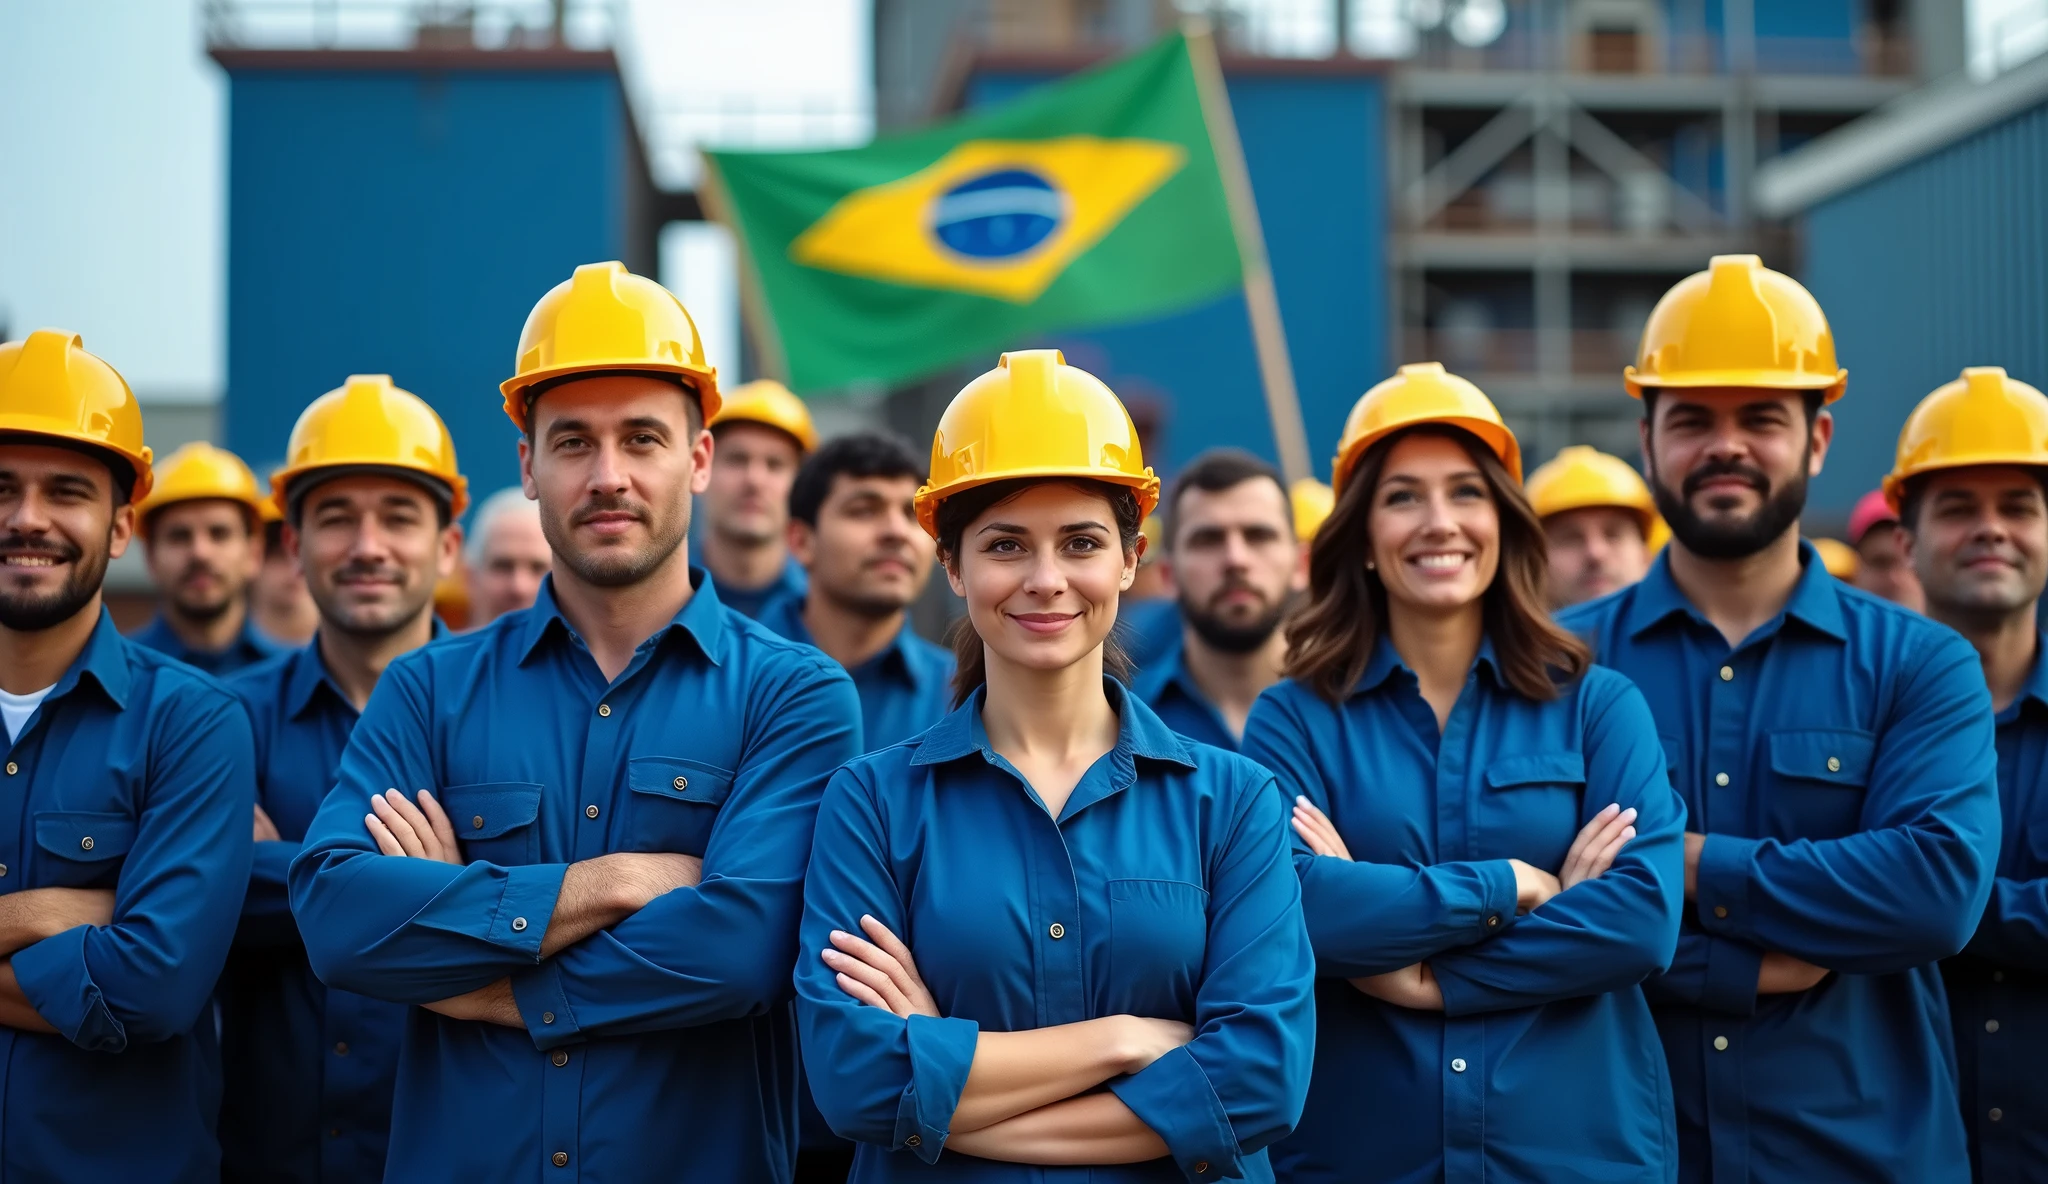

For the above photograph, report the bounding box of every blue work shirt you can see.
[1131,628,1238,751]
[129,612,283,676]
[1242,637,1685,1183]
[759,596,955,750]
[1943,630,2048,1182]
[0,609,255,1181]
[220,623,446,1184]
[798,680,1314,1182]
[1558,545,2002,1184]
[289,572,862,1183]
[715,554,809,620]
[1117,597,1182,672]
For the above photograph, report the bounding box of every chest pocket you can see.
[440,782,543,866]
[1480,752,1586,867]
[1107,879,1207,1022]
[34,811,136,888]
[621,757,734,857]
[1766,729,1875,841]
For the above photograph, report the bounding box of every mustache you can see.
[1682,459,1771,499]
[1204,576,1271,611]
[332,561,408,584]
[570,495,650,526]
[0,534,81,563]
[178,559,225,583]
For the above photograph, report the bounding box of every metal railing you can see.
[1405,328,1636,377]
[201,0,620,51]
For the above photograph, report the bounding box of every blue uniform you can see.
[1117,597,1182,672]
[289,573,861,1182]
[758,597,955,750]
[129,613,283,676]
[1131,628,1238,751]
[798,681,1314,1182]
[1558,546,2001,1184]
[1243,637,1685,1183]
[0,610,255,1181]
[715,554,809,620]
[219,624,445,1184]
[1943,631,2048,1182]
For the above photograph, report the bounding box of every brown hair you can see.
[1284,425,1590,703]
[933,477,1143,708]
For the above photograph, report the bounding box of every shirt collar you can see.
[1624,540,1847,642]
[772,596,940,691]
[2002,630,2048,723]
[1352,631,1502,697]
[516,569,728,668]
[911,676,1197,770]
[288,618,450,719]
[59,608,133,710]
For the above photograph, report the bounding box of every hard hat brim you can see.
[1882,454,2048,514]
[1624,366,1848,403]
[500,361,722,433]
[0,416,155,503]
[271,460,471,520]
[913,467,1162,540]
[1334,417,1523,495]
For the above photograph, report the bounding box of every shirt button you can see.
[905,1135,922,1148]
[1485,915,1501,928]
[1827,756,1841,772]
[333,1041,349,1055]
[552,1151,569,1167]
[673,776,688,791]
[4,761,16,775]
[80,836,93,851]
[542,1012,555,1024]
[597,704,611,717]
[512,917,529,932]
[1990,1107,2004,1122]
[1048,922,1065,939]
[1195,1162,1210,1174]
[1713,1035,1729,1051]
[472,815,485,830]
[0,864,10,878]
[1994,970,2006,983]
[1450,1058,1466,1072]
[1713,906,1728,919]
[1719,666,1733,681]
[552,1049,569,1067]
[586,804,600,819]
[1714,772,1730,787]
[1986,1019,2001,1033]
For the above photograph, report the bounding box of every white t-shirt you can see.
[0,684,54,744]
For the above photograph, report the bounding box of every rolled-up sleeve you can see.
[13,688,255,1051]
[1693,634,2001,974]
[1111,768,1314,1180]
[511,665,860,1046]
[288,656,569,1003]
[796,766,979,1161]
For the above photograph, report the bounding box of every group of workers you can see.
[0,249,2039,1184]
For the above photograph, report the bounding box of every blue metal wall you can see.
[222,64,635,504]
[963,68,1386,481]
[1800,99,2048,513]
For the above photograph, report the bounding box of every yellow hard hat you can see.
[1290,478,1334,542]
[0,329,154,503]
[500,261,720,432]
[712,379,818,452]
[1524,445,1656,533]
[1811,536,1858,580]
[1625,254,1846,403]
[137,442,266,524]
[913,349,1159,538]
[272,375,469,518]
[1647,514,1672,555]
[1332,362,1521,495]
[1883,367,2048,511]
[1139,512,1165,566]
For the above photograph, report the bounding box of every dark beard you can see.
[0,539,108,632]
[1652,457,1808,560]
[1182,594,1287,655]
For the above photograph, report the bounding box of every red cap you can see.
[1847,489,1897,546]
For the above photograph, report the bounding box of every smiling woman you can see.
[795,350,1315,1182]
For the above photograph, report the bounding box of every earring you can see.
[1366,560,1376,570]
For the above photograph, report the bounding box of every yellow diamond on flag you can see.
[789,137,1187,304]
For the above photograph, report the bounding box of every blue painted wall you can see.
[222,64,635,506]
[964,68,1386,482]
[1799,99,2048,514]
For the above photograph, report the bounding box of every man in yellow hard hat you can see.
[129,440,283,674]
[463,485,552,628]
[0,330,255,1178]
[1557,256,1998,1184]
[287,262,860,1182]
[1138,448,1305,750]
[1525,444,1657,608]
[701,378,816,618]
[1887,367,2048,1179]
[248,479,320,646]
[215,374,466,1184]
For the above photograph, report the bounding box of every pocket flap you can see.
[1484,752,1587,789]
[439,783,543,840]
[1768,730,1875,785]
[627,757,735,807]
[35,811,136,861]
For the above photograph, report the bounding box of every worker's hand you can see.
[252,804,282,843]
[1291,796,1354,861]
[423,977,522,1027]
[1558,803,1637,890]
[1683,832,1707,900]
[1508,859,1561,914]
[1757,951,1830,995]
[365,789,462,865]
[1349,963,1445,1011]
[823,913,939,1019]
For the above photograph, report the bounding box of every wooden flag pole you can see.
[696,149,793,385]
[1183,19,1315,488]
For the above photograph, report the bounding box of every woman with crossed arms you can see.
[795,349,1314,1181]
[1243,364,1686,1183]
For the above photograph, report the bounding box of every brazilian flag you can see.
[701,31,1245,393]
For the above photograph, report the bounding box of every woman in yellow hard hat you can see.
[796,350,1313,1180]
[1239,363,1684,1181]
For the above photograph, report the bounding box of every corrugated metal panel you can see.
[1801,99,2048,513]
